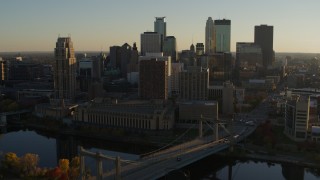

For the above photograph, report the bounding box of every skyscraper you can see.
[205,17,215,54]
[214,19,231,52]
[109,46,121,68]
[163,36,177,62]
[254,25,274,68]
[54,37,76,102]
[154,17,166,40]
[140,32,162,55]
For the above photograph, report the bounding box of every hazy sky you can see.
[0,0,319,53]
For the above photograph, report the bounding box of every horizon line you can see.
[0,51,320,55]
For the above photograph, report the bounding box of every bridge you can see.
[79,100,269,180]
[0,109,32,126]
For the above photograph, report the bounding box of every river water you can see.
[0,128,319,180]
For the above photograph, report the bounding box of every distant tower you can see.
[54,37,76,102]
[214,19,231,52]
[190,44,195,53]
[154,17,166,40]
[254,25,274,68]
[196,43,204,56]
[205,17,215,54]
[130,42,139,64]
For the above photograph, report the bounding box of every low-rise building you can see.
[73,99,175,130]
[177,101,218,127]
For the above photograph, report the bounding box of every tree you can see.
[2,152,20,170]
[20,153,39,177]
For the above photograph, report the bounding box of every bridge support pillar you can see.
[96,152,103,180]
[115,156,121,180]
[229,145,234,152]
[1,115,6,124]
[199,119,203,138]
[215,123,219,141]
[228,164,233,180]
[80,147,85,180]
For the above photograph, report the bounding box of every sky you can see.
[0,0,319,53]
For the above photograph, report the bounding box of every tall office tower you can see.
[139,54,169,100]
[179,66,209,100]
[254,25,274,68]
[154,17,166,40]
[205,17,215,54]
[196,43,204,56]
[54,37,76,102]
[141,32,162,56]
[109,46,121,68]
[214,19,231,52]
[130,42,139,64]
[127,43,139,85]
[120,43,132,78]
[163,36,177,62]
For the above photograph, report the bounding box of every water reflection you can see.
[1,128,320,180]
[164,155,320,180]
[56,135,78,163]
[281,163,304,180]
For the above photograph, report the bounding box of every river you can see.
[0,128,319,179]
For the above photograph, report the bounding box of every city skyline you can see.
[1,0,320,53]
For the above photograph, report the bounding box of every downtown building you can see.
[140,32,162,56]
[53,37,77,103]
[154,17,166,41]
[127,43,139,85]
[235,42,263,82]
[163,36,177,62]
[196,43,205,56]
[214,19,231,53]
[73,99,175,130]
[179,66,209,101]
[35,37,78,119]
[109,43,133,79]
[139,53,171,100]
[284,95,310,141]
[78,54,105,99]
[205,17,215,54]
[254,25,274,69]
[200,52,233,85]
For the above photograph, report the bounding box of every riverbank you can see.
[10,115,198,150]
[220,146,320,169]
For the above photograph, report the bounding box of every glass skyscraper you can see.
[205,17,215,54]
[154,17,166,39]
[214,19,231,53]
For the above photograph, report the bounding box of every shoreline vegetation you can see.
[0,152,80,180]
